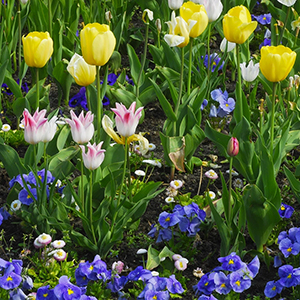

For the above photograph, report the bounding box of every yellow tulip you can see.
[260,45,296,82]
[180,1,208,38]
[80,23,116,66]
[67,53,96,86]
[222,5,257,44]
[22,31,53,68]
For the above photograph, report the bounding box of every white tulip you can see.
[277,0,297,7]
[220,37,236,53]
[168,0,184,10]
[240,60,260,82]
[194,0,223,22]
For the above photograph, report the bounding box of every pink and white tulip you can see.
[22,108,57,144]
[79,142,106,170]
[111,102,143,137]
[65,110,94,144]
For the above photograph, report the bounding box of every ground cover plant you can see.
[1,0,300,299]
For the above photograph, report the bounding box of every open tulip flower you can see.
[223,5,257,44]
[240,60,260,82]
[111,102,143,137]
[260,45,296,82]
[195,0,223,22]
[79,142,106,170]
[22,31,53,68]
[165,11,196,47]
[80,23,116,66]
[180,1,208,38]
[67,53,96,86]
[22,108,57,144]
[65,110,94,144]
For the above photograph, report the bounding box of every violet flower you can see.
[279,203,294,218]
[278,264,299,287]
[158,211,180,228]
[54,275,82,299]
[218,252,243,272]
[264,280,283,298]
[213,271,231,294]
[252,13,271,25]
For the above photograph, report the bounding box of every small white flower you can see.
[165,196,175,204]
[151,271,159,276]
[172,254,183,261]
[205,169,218,180]
[33,237,44,249]
[112,261,124,274]
[2,124,11,132]
[137,248,147,255]
[135,170,145,176]
[38,233,52,245]
[210,163,222,169]
[193,267,205,278]
[220,37,236,53]
[160,257,166,262]
[55,179,62,188]
[208,191,216,200]
[166,186,178,197]
[105,11,112,22]
[19,123,25,129]
[170,179,183,190]
[174,258,188,271]
[148,143,156,151]
[51,240,66,249]
[143,9,154,23]
[11,200,21,212]
[142,159,162,168]
[233,178,244,189]
[53,249,67,261]
[226,169,239,176]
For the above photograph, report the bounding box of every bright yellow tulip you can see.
[260,45,296,82]
[180,1,208,38]
[22,31,53,68]
[67,53,96,86]
[80,23,116,66]
[222,5,257,44]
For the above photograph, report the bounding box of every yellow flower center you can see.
[7,276,13,281]
[280,206,285,211]
[287,274,292,279]
[89,265,94,271]
[221,283,226,288]
[287,247,292,252]
[43,294,48,298]
[228,259,234,265]
[235,280,241,287]
[166,217,170,222]
[153,296,157,300]
[272,286,276,291]
[67,289,74,295]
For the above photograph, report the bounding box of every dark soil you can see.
[1,98,300,300]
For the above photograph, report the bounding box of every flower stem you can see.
[207,23,212,81]
[48,0,52,37]
[80,152,85,213]
[96,66,102,144]
[187,38,193,96]
[86,86,91,112]
[235,44,242,124]
[36,68,39,110]
[18,0,22,86]
[89,170,96,244]
[228,157,233,229]
[270,82,278,158]
[279,7,290,45]
[136,22,149,99]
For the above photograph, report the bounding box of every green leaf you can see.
[284,166,300,202]
[127,43,144,87]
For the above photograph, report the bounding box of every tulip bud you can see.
[155,18,162,33]
[142,9,154,24]
[227,137,239,157]
[105,11,112,23]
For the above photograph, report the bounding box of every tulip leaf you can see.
[149,78,177,122]
[12,97,31,119]
[127,43,145,87]
[0,144,27,177]
[284,166,300,202]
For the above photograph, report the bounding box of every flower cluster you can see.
[209,88,235,118]
[9,169,57,206]
[194,252,260,298]
[148,202,206,243]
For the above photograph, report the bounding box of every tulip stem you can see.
[279,7,290,45]
[187,38,193,96]
[80,153,85,213]
[96,66,102,144]
[136,22,149,99]
[270,82,278,158]
[36,68,39,110]
[18,0,22,86]
[89,170,96,244]
[86,86,91,112]
[207,23,212,81]
[228,157,233,230]
[235,44,242,124]
[48,0,52,37]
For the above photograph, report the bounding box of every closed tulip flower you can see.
[67,53,96,86]
[223,5,257,44]
[194,0,223,22]
[168,0,184,10]
[180,1,208,38]
[111,102,143,137]
[22,32,53,68]
[260,45,296,82]
[79,142,105,170]
[65,110,94,144]
[227,137,239,157]
[80,23,116,66]
[22,108,57,144]
[240,60,260,82]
